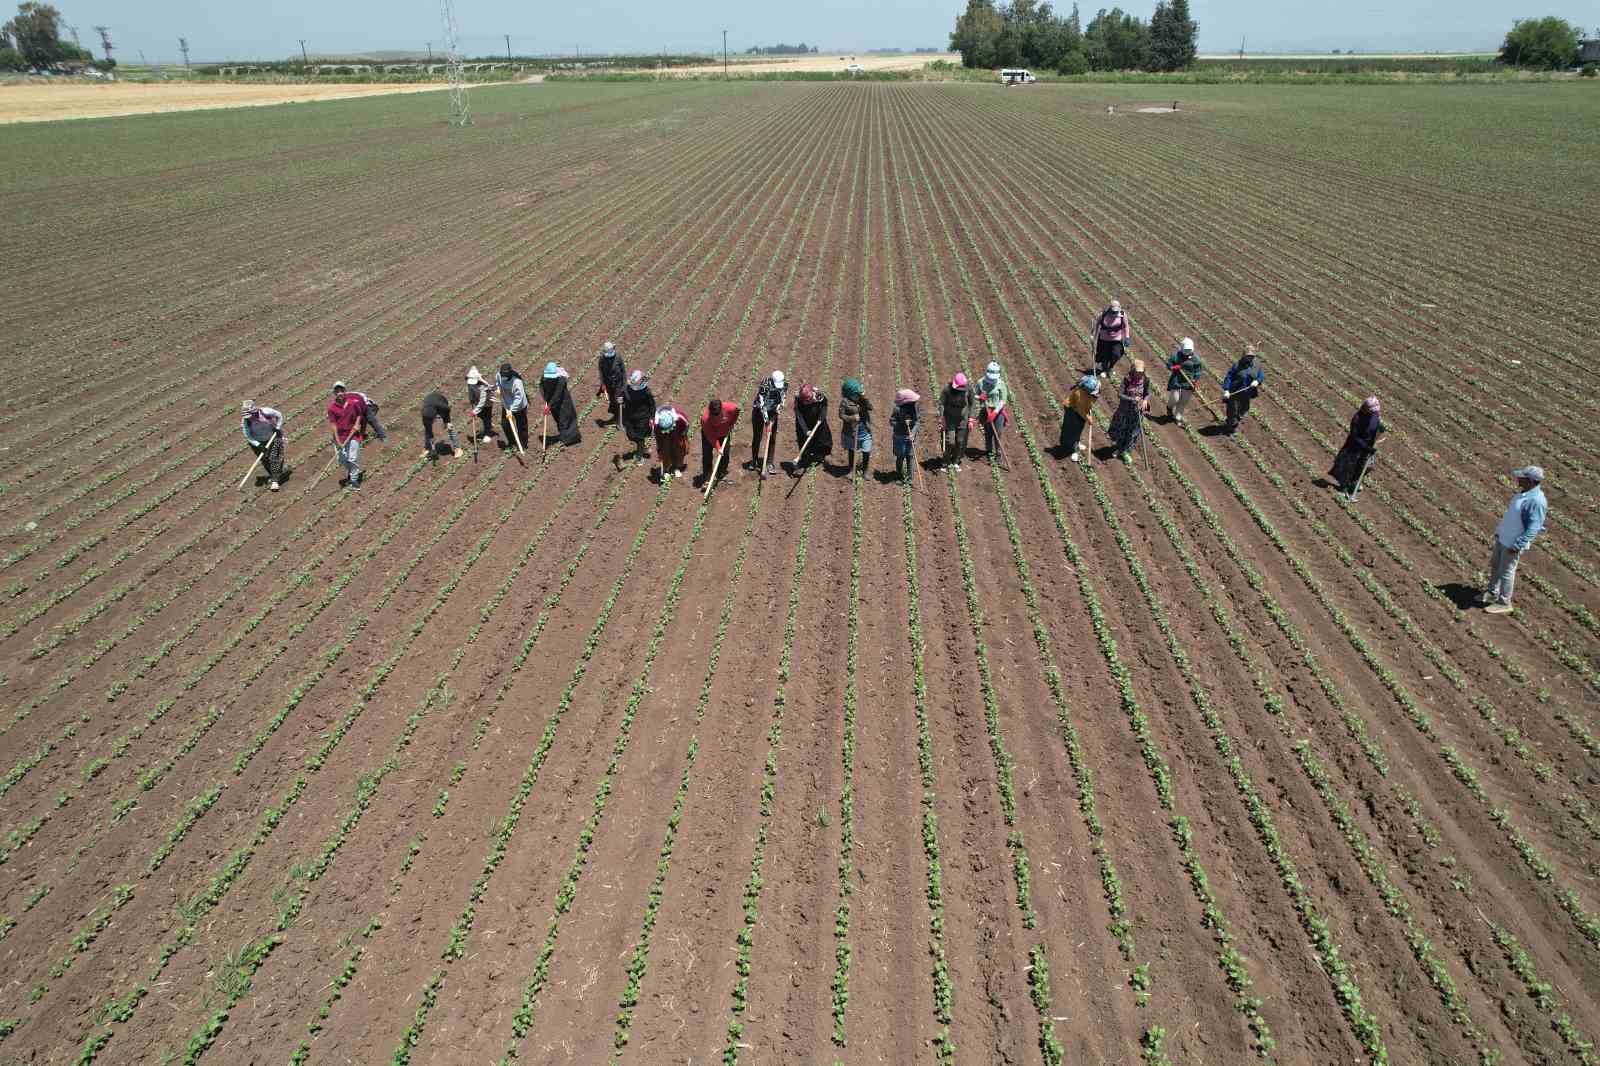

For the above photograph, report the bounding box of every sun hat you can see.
[543,361,560,378]
[953,372,968,389]
[656,407,679,430]
[771,370,785,389]
[627,369,647,389]
[466,366,482,385]
[1512,465,1544,483]
[332,381,346,392]
[1181,337,1194,351]
[895,388,920,405]
[1132,359,1146,373]
[241,400,255,413]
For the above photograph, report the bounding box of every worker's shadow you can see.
[1197,424,1231,438]
[1434,582,1485,610]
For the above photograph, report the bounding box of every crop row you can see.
[890,88,1395,1058]
[386,97,850,1059]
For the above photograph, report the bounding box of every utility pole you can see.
[1238,35,1245,60]
[178,37,190,70]
[93,25,113,63]
[427,42,433,61]
[440,0,470,127]
[722,29,728,79]
[505,33,511,61]
[299,39,309,64]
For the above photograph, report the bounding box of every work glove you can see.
[543,404,551,415]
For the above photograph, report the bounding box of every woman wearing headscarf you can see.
[1092,299,1130,377]
[496,363,530,453]
[1329,396,1384,498]
[1108,360,1151,463]
[541,361,581,446]
[1164,337,1205,425]
[977,361,1008,462]
[838,377,873,475]
[891,388,921,481]
[620,369,656,465]
[466,366,495,443]
[939,371,974,470]
[595,340,626,424]
[793,383,832,469]
[1059,373,1100,463]
[653,403,690,481]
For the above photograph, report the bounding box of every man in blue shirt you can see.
[1482,465,1548,615]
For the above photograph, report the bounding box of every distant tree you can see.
[1084,7,1150,70]
[2,1,71,67]
[1057,48,1090,74]
[0,43,21,70]
[1147,0,1196,70]
[1498,16,1580,69]
[951,0,1005,67]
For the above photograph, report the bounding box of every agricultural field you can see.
[0,79,1597,1065]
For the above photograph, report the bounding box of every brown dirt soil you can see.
[1,82,1596,1066]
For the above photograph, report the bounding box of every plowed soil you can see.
[1,80,1596,1066]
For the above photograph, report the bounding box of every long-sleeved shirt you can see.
[1344,410,1383,453]
[891,401,920,439]
[978,377,1008,415]
[1496,487,1548,551]
[421,392,451,423]
[1166,351,1205,391]
[940,383,974,427]
[753,379,787,419]
[327,395,368,442]
[598,352,627,392]
[468,381,493,415]
[1222,359,1264,395]
[241,407,283,444]
[1065,386,1097,420]
[1096,309,1129,342]
[700,401,740,446]
[498,374,528,412]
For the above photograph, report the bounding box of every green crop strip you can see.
[393,94,847,1059]
[1491,925,1597,1065]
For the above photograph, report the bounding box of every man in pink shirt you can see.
[327,381,368,489]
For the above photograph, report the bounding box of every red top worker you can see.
[698,396,740,488]
[327,382,368,490]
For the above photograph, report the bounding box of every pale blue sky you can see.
[35,0,1594,63]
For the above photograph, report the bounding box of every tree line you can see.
[1,2,99,71]
[745,43,821,55]
[950,0,1197,74]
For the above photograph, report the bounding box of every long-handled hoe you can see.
[504,410,528,467]
[312,426,359,490]
[703,439,728,502]
[236,429,281,490]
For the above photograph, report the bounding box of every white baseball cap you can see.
[1181,337,1194,351]
[771,370,785,388]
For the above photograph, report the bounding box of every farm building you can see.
[1580,38,1600,63]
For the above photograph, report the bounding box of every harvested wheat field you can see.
[0,79,449,124]
[0,80,1597,1065]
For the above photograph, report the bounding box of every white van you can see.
[999,68,1036,85]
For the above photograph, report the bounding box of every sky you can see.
[30,0,1591,64]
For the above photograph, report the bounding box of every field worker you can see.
[1165,337,1206,425]
[497,362,531,453]
[420,390,463,460]
[891,388,921,481]
[1059,373,1100,462]
[939,371,974,470]
[595,340,626,425]
[541,361,582,446]
[653,404,690,481]
[345,386,388,442]
[327,382,368,489]
[1328,396,1384,499]
[838,377,873,475]
[1108,360,1151,463]
[698,395,740,487]
[1093,299,1130,377]
[621,369,656,465]
[977,362,1009,462]
[793,383,833,469]
[240,401,287,490]
[749,370,787,475]
[466,366,495,443]
[1481,465,1547,615]
[1221,345,1265,433]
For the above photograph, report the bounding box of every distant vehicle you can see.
[999,68,1035,85]
[846,63,864,75]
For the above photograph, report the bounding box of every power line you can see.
[440,0,470,127]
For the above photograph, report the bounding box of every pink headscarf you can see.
[895,388,921,405]
[952,372,968,389]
